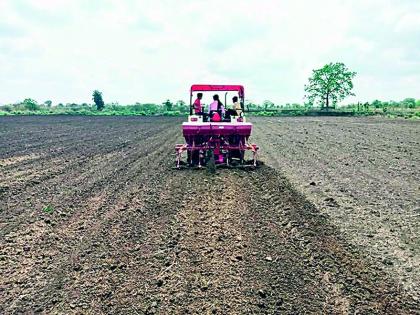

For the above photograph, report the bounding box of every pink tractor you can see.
[175,84,259,169]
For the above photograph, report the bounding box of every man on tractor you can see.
[232,96,242,116]
[193,93,203,114]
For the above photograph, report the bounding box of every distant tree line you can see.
[1,97,418,117]
[0,87,419,118]
[0,96,190,116]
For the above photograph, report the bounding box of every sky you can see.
[0,0,419,105]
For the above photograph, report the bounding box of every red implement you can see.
[176,84,259,169]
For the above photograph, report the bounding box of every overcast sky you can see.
[0,0,419,105]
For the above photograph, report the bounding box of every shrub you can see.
[23,98,39,111]
[1,105,13,112]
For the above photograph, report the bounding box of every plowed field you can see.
[0,116,418,314]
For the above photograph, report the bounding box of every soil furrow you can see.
[1,116,418,314]
[0,123,176,236]
[1,120,180,313]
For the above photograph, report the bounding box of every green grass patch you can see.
[42,205,54,214]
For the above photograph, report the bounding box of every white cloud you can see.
[395,12,420,32]
[0,0,419,105]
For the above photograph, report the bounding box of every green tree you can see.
[304,62,356,109]
[22,98,39,111]
[364,102,370,110]
[245,100,257,111]
[142,103,158,114]
[263,100,274,110]
[1,105,13,112]
[163,99,173,111]
[372,100,382,108]
[92,90,105,111]
[44,100,52,107]
[176,100,185,106]
[402,98,416,108]
[175,100,188,113]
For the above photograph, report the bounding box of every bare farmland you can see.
[0,116,418,314]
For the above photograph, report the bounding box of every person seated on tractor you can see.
[224,96,241,121]
[208,94,225,122]
[232,96,242,116]
[193,93,203,115]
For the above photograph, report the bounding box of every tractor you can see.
[175,84,259,170]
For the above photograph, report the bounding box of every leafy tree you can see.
[92,90,105,111]
[364,102,370,110]
[416,100,420,108]
[389,100,399,108]
[163,99,173,111]
[22,98,39,111]
[402,98,416,108]
[1,105,13,112]
[142,103,158,114]
[44,100,52,107]
[304,62,356,108]
[176,100,185,106]
[372,100,382,108]
[263,100,274,110]
[132,103,143,112]
[175,100,188,113]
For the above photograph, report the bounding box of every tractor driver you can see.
[193,93,203,114]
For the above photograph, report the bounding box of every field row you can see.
[0,116,418,313]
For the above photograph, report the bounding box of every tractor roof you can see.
[190,84,244,98]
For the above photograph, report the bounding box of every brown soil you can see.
[0,116,418,314]
[252,116,420,299]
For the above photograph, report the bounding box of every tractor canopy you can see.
[190,84,245,114]
[190,84,244,99]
